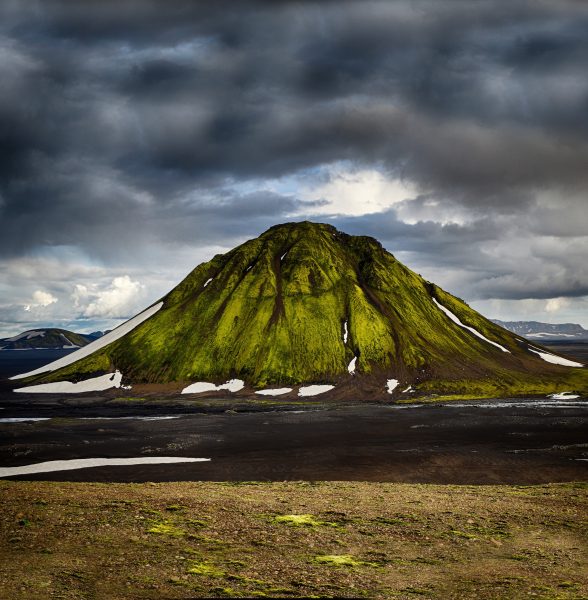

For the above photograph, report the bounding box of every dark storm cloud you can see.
[0,0,587,305]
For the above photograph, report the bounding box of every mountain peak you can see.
[12,223,586,397]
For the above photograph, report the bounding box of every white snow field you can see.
[15,371,123,394]
[59,333,80,348]
[4,330,46,342]
[402,385,414,393]
[181,379,245,394]
[527,347,583,368]
[255,388,293,396]
[298,385,335,397]
[10,302,164,380]
[386,379,399,394]
[433,298,510,353]
[527,332,577,338]
[0,457,210,478]
[348,356,357,374]
[343,320,349,343]
[203,277,213,287]
[549,391,581,400]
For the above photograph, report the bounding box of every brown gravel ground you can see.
[0,481,586,600]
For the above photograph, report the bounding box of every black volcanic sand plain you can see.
[0,402,587,485]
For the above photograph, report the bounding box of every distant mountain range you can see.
[0,329,106,350]
[492,320,588,340]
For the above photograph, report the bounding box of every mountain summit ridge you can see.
[13,222,587,398]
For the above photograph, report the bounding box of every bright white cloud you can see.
[299,165,417,217]
[23,290,58,312]
[72,275,145,318]
[545,297,570,313]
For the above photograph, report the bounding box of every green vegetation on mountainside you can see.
[27,222,587,394]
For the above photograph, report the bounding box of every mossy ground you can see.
[0,481,586,599]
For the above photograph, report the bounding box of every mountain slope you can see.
[12,222,587,397]
[0,329,92,350]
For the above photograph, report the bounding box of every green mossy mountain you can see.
[27,222,587,396]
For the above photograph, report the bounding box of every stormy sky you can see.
[1,0,587,335]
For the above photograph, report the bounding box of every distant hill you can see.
[86,331,110,340]
[492,320,588,340]
[0,329,100,350]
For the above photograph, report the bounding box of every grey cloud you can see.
[0,0,586,325]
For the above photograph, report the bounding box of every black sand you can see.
[1,342,586,485]
[0,401,586,484]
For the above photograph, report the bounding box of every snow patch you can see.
[549,391,581,400]
[433,298,510,353]
[5,330,46,342]
[203,277,213,288]
[59,333,80,349]
[10,302,164,380]
[255,388,293,396]
[0,457,210,478]
[527,332,577,338]
[527,347,583,368]
[386,379,399,394]
[280,252,288,261]
[246,265,253,272]
[343,320,348,344]
[298,385,334,397]
[402,385,414,393]
[15,371,123,394]
[181,379,245,394]
[347,356,357,375]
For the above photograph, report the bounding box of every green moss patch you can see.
[314,554,379,568]
[146,521,185,537]
[187,561,225,577]
[273,514,339,528]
